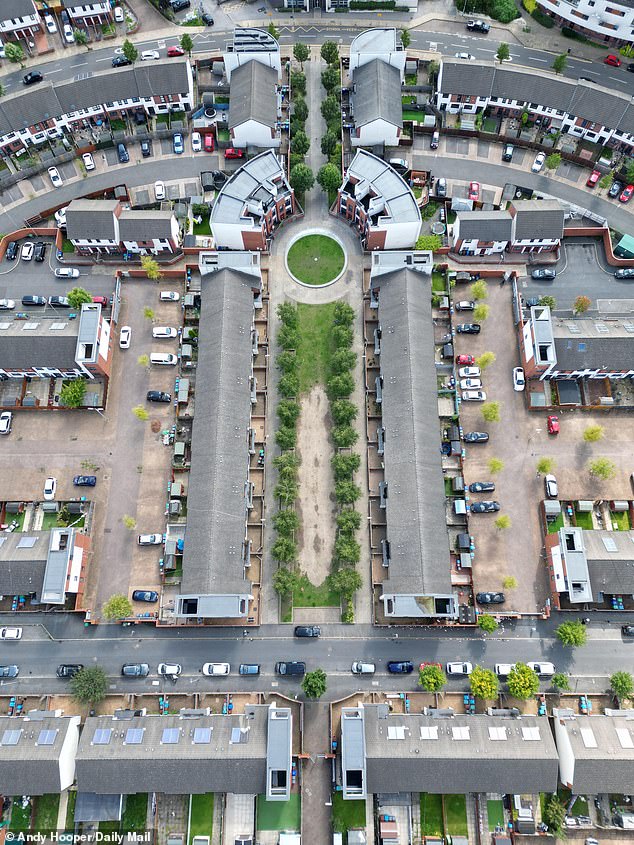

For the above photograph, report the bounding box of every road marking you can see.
[528,56,547,63]
[610,76,627,84]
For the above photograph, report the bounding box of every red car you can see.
[92,296,108,307]
[456,354,474,365]
[224,148,245,160]
[547,415,560,435]
[167,46,185,57]
[203,134,214,152]
[469,181,480,201]
[620,184,634,203]
[586,169,601,188]
[604,54,621,67]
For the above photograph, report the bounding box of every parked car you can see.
[5,241,18,260]
[456,354,475,365]
[0,299,15,310]
[117,142,129,164]
[0,411,12,435]
[455,300,475,311]
[466,19,489,31]
[495,663,515,676]
[82,152,95,171]
[608,180,623,198]
[544,473,558,499]
[147,390,172,403]
[54,267,80,279]
[152,326,177,338]
[460,378,482,389]
[294,625,321,638]
[170,0,191,9]
[33,242,46,262]
[173,133,184,154]
[225,148,245,160]
[275,661,305,676]
[201,12,214,24]
[154,181,166,201]
[462,389,486,401]
[112,55,132,67]
[157,662,181,681]
[455,52,475,60]
[463,431,489,443]
[615,268,634,278]
[73,475,97,487]
[119,326,131,348]
[122,663,150,677]
[531,267,556,280]
[468,182,480,201]
[191,131,202,152]
[44,13,57,32]
[502,144,514,162]
[0,627,22,640]
[532,152,546,173]
[140,139,152,157]
[430,130,439,149]
[0,665,19,678]
[524,296,540,307]
[204,134,215,153]
[137,534,163,546]
[351,662,376,674]
[113,6,125,21]
[92,295,108,307]
[476,592,505,604]
[48,166,63,187]
[468,481,495,492]
[57,664,83,678]
[547,414,560,435]
[456,324,480,334]
[23,71,43,85]
[141,50,160,61]
[471,500,500,513]
[21,242,34,261]
[513,366,525,391]
[21,294,45,307]
[586,169,601,188]
[160,291,180,301]
[43,477,57,501]
[202,663,230,675]
[48,296,70,308]
[619,184,634,203]
[446,662,473,675]
[63,23,75,43]
[458,367,480,378]
[527,661,555,676]
[239,664,260,674]
[150,353,178,365]
[167,45,186,57]
[387,661,414,674]
[604,54,621,66]
[622,625,634,637]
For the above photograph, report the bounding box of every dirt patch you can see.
[296,385,336,585]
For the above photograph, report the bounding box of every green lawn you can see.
[295,302,335,393]
[33,794,60,832]
[574,510,594,530]
[287,235,345,286]
[217,128,230,142]
[10,800,32,830]
[557,787,588,816]
[62,238,75,253]
[611,510,630,530]
[432,271,446,293]
[123,793,148,832]
[65,791,77,829]
[292,574,340,608]
[420,794,443,836]
[332,792,365,833]
[444,795,468,835]
[402,109,422,122]
[188,793,213,845]
[482,117,498,133]
[547,513,564,534]
[256,794,301,831]
[41,512,61,530]
[193,219,212,236]
[487,799,504,829]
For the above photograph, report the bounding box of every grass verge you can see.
[420,793,443,836]
[296,302,335,393]
[292,574,340,608]
[188,793,213,845]
[256,794,301,831]
[287,234,345,286]
[444,795,468,835]
[332,792,365,832]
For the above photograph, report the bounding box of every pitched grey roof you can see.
[378,268,452,598]
[551,315,634,371]
[439,61,495,98]
[554,712,634,794]
[0,533,48,595]
[0,714,80,796]
[512,200,564,240]
[180,269,255,598]
[76,708,271,795]
[352,58,402,129]
[456,210,512,242]
[360,705,559,794]
[1,0,36,20]
[65,199,119,241]
[119,210,176,242]
[584,530,634,595]
[229,60,277,130]
[0,318,79,370]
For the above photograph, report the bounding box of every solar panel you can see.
[125,728,144,745]
[488,726,507,741]
[37,729,57,746]
[452,726,470,741]
[93,728,112,745]
[162,728,180,744]
[521,726,541,741]
[1,729,21,746]
[580,727,597,748]
[193,727,212,744]
[616,728,634,749]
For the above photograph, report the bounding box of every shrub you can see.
[278,372,300,398]
[332,325,354,349]
[273,566,300,597]
[332,425,359,448]
[331,453,361,482]
[331,348,357,374]
[278,325,300,351]
[276,426,297,451]
[334,535,361,564]
[275,476,299,506]
[337,509,362,532]
[327,372,355,400]
[271,537,297,564]
[335,481,361,505]
[277,399,301,428]
[334,301,355,326]
[272,509,300,536]
[277,350,297,374]
[331,399,358,426]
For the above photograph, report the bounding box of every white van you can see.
[150,353,178,366]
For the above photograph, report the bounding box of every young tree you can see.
[293,42,309,69]
[332,425,358,448]
[122,515,136,530]
[481,401,501,423]
[502,576,518,590]
[470,665,499,700]
[335,481,361,505]
[610,670,634,703]
[400,28,411,48]
[141,255,162,280]
[278,372,299,399]
[267,21,280,40]
[583,424,604,443]
[277,400,300,429]
[317,163,342,195]
[331,399,358,426]
[543,795,566,837]
[321,130,339,157]
[496,43,510,62]
[334,301,355,325]
[291,70,306,95]
[327,373,354,399]
[321,95,340,124]
[552,672,571,691]
[293,97,309,123]
[334,535,361,564]
[180,33,193,55]
[275,475,298,505]
[137,354,149,368]
[556,620,587,648]
[418,664,447,692]
[470,280,488,301]
[495,515,511,530]
[70,666,108,704]
[272,509,300,536]
[122,39,138,64]
[328,567,362,597]
[545,153,561,170]
[476,351,496,370]
[273,452,300,472]
[5,43,26,66]
[133,405,149,421]
[507,663,540,700]
[337,509,362,532]
[273,566,300,597]
[73,29,89,47]
[271,537,297,564]
[574,294,591,314]
[302,668,327,699]
[60,379,87,408]
[539,295,557,310]
[473,303,489,321]
[331,348,356,374]
[102,594,133,620]
[552,53,567,74]
[589,457,616,480]
[67,287,93,308]
[477,614,499,634]
[320,40,339,65]
[291,130,310,157]
[289,163,314,194]
[488,457,504,474]
[331,453,361,482]
[536,457,554,475]
[276,426,298,451]
[321,65,340,93]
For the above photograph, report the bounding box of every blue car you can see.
[173,133,184,154]
[387,661,414,674]
[73,475,97,487]
[239,664,260,675]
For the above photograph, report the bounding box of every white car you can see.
[202,662,230,676]
[544,474,558,499]
[0,627,22,640]
[458,366,480,378]
[0,299,15,310]
[48,166,63,187]
[138,533,164,545]
[154,181,166,201]
[527,661,555,676]
[153,326,177,339]
[160,291,180,302]
[462,390,487,401]
[21,242,34,261]
[495,663,516,676]
[82,152,95,171]
[455,52,475,60]
[446,661,473,676]
[0,411,12,435]
[513,366,525,392]
[43,477,57,501]
[119,326,132,349]
[63,24,75,43]
[460,378,482,390]
[532,152,546,173]
[114,6,125,22]
[44,13,57,33]
[157,662,181,677]
[55,207,69,227]
[54,267,80,279]
[191,131,202,152]
[141,50,160,61]
[351,661,376,674]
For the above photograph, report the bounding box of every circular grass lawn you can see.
[286,234,345,286]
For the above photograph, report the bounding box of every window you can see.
[161,728,180,744]
[37,729,58,746]
[193,727,211,744]
[452,726,470,740]
[93,728,112,745]
[521,726,541,741]
[125,727,144,744]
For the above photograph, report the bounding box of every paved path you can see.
[304,46,328,219]
[301,701,331,845]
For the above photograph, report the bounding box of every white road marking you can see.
[610,75,627,84]
[528,56,547,63]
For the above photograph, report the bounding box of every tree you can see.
[327,373,354,399]
[473,303,489,321]
[400,28,411,48]
[415,234,442,251]
[180,33,193,55]
[337,510,362,532]
[289,163,314,194]
[267,21,280,40]
[60,379,87,408]
[302,668,327,698]
[67,287,92,308]
[275,475,299,505]
[545,153,561,171]
[589,457,616,480]
[122,515,136,530]
[470,280,488,301]
[332,425,358,448]
[293,42,309,69]
[321,65,340,93]
[331,399,357,426]
[291,70,306,96]
[626,160,634,185]
[470,665,498,699]
[122,39,138,64]
[333,325,353,348]
[321,130,339,157]
[271,537,297,564]
[293,97,308,123]
[335,481,361,505]
[539,295,557,310]
[276,426,297,451]
[273,566,300,597]
[507,663,540,700]
[476,351,496,370]
[419,664,446,692]
[291,130,310,157]
[133,405,149,421]
[273,452,300,473]
[278,372,299,398]
[488,457,504,474]
[556,620,587,648]
[334,535,360,564]
[102,594,133,620]
[331,348,356,374]
[496,42,510,62]
[321,95,340,124]
[141,255,162,280]
[552,53,567,74]
[502,576,518,590]
[331,453,361,482]
[277,399,301,427]
[5,43,25,67]
[583,424,604,443]
[552,672,571,691]
[481,401,501,423]
[143,307,155,321]
[610,670,634,703]
[328,567,362,596]
[536,457,554,475]
[317,163,342,195]
[495,515,511,530]
[70,665,108,704]
[573,294,591,315]
[137,354,149,368]
[427,60,439,82]
[543,795,566,838]
[334,301,355,325]
[320,40,339,65]
[0,84,4,98]
[73,29,88,47]
[477,614,499,634]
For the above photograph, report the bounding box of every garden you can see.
[287,234,345,286]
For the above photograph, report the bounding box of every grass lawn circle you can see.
[286,233,345,286]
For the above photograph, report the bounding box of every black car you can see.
[57,664,83,678]
[34,242,46,262]
[622,625,634,637]
[531,268,556,280]
[140,139,152,157]
[170,0,190,9]
[294,625,321,638]
[22,295,46,307]
[275,661,305,676]
[112,55,132,68]
[524,296,541,307]
[5,241,18,260]
[628,64,634,73]
[0,665,19,678]
[387,661,414,674]
[132,590,159,603]
[615,268,634,279]
[608,180,623,198]
[117,142,129,164]
[471,500,500,513]
[463,431,489,443]
[73,475,97,487]
[48,296,71,308]
[122,663,150,677]
[147,390,172,403]
[476,592,505,605]
[201,12,214,24]
[466,19,490,32]
[456,323,481,334]
[468,481,495,493]
[23,71,43,85]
